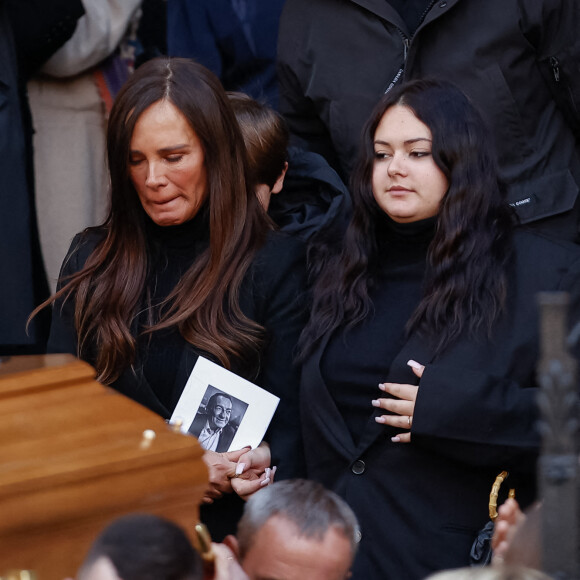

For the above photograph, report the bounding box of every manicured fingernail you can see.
[371,399,380,407]
[272,466,277,475]
[375,416,385,424]
[265,467,271,478]
[391,436,401,443]
[260,477,271,487]
[235,463,245,475]
[407,359,421,369]
[378,383,386,391]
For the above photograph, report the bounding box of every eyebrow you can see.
[374,138,432,146]
[130,144,191,155]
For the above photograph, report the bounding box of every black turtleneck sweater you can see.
[320,215,435,443]
[137,209,211,411]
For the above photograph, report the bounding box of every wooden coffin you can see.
[0,354,207,580]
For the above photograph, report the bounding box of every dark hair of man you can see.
[236,478,360,560]
[206,392,233,412]
[299,79,515,357]
[80,514,202,580]
[35,58,271,383]
[227,91,289,189]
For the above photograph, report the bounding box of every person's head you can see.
[78,514,202,580]
[352,78,506,228]
[45,57,270,385]
[229,479,359,580]
[228,91,289,209]
[424,565,552,580]
[206,392,233,430]
[108,57,253,228]
[300,79,514,358]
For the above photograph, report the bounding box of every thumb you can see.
[407,359,425,378]
[224,446,251,464]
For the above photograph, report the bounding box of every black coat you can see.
[0,0,84,353]
[48,227,308,538]
[278,0,580,238]
[268,146,351,243]
[300,230,580,580]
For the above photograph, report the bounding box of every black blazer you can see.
[48,227,308,538]
[300,230,580,580]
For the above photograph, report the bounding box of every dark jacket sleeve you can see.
[7,0,85,78]
[412,243,580,471]
[46,231,100,356]
[248,233,309,479]
[412,364,540,470]
[520,0,580,138]
[277,2,343,176]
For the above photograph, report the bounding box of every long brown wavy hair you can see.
[33,58,271,383]
[300,79,515,358]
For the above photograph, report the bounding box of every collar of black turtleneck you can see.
[144,204,210,251]
[378,213,437,247]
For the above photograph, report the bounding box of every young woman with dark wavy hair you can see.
[298,79,580,580]
[35,57,307,540]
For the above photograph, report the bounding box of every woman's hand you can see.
[211,542,250,580]
[201,447,250,504]
[491,497,525,563]
[230,442,276,500]
[372,359,424,443]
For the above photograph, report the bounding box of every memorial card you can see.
[170,356,279,452]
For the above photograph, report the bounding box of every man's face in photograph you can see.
[209,395,232,430]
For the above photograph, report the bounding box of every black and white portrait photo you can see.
[171,356,280,451]
[188,385,249,452]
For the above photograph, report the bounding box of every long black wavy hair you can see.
[299,79,515,357]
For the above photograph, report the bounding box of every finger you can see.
[491,519,510,551]
[407,359,425,378]
[231,476,267,499]
[379,382,418,401]
[372,397,414,416]
[211,543,249,580]
[492,540,509,563]
[375,413,413,430]
[202,490,222,503]
[391,432,411,443]
[224,446,252,463]
[205,486,224,499]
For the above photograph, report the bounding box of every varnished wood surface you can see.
[0,355,208,579]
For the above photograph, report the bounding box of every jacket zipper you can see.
[384,0,440,93]
[550,56,560,83]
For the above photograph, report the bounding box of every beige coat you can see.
[28,0,142,291]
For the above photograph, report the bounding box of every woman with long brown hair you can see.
[40,57,307,539]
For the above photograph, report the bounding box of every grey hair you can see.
[237,479,360,559]
[424,566,553,580]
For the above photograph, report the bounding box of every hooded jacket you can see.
[278,0,580,238]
